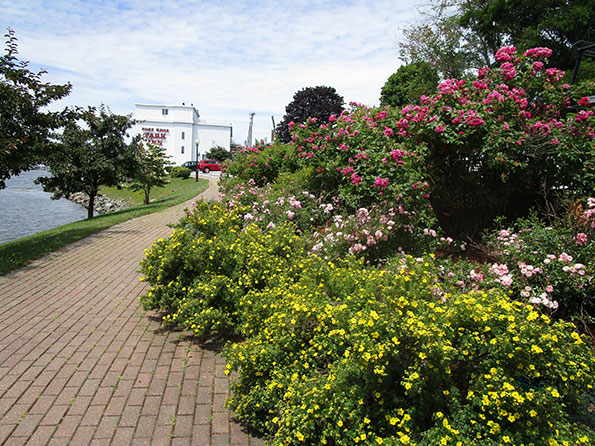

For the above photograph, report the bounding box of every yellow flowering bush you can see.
[140,198,595,445]
[140,200,304,337]
[223,255,595,445]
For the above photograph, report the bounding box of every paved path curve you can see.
[0,178,264,446]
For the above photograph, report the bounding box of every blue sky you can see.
[1,0,425,145]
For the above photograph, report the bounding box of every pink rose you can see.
[495,46,517,62]
[575,232,588,245]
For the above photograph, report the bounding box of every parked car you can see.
[181,161,198,172]
[198,159,222,173]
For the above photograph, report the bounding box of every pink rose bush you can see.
[436,199,595,321]
[395,46,595,237]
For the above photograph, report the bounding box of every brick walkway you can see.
[0,178,265,446]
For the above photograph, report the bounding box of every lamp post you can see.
[195,137,200,181]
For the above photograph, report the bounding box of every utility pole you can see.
[247,112,255,147]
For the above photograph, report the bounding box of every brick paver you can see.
[0,177,265,445]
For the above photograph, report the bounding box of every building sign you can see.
[141,127,169,146]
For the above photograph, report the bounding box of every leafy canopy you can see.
[399,0,595,81]
[0,28,72,188]
[380,62,440,107]
[275,86,344,143]
[205,145,233,161]
[459,0,595,74]
[37,106,139,219]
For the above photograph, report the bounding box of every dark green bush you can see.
[170,166,191,179]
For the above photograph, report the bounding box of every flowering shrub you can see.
[430,198,595,325]
[221,170,341,234]
[222,170,445,261]
[140,200,305,337]
[140,198,595,445]
[224,142,299,186]
[224,255,595,445]
[139,45,595,446]
[398,46,595,237]
[288,107,434,221]
[310,203,446,261]
[481,200,595,322]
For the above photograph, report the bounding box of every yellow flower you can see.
[531,345,544,354]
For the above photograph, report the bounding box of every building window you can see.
[181,146,184,154]
[181,131,185,140]
[162,108,168,115]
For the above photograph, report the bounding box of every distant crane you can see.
[247,112,255,147]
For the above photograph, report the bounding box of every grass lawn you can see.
[0,176,209,277]
[99,176,203,206]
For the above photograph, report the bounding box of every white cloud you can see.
[1,0,424,145]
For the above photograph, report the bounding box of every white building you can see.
[132,104,232,167]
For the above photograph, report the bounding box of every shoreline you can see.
[67,192,128,215]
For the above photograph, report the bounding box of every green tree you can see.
[37,106,139,219]
[275,86,344,143]
[399,1,491,79]
[400,0,595,80]
[459,0,595,73]
[0,28,72,188]
[130,141,172,204]
[380,62,440,106]
[205,145,233,161]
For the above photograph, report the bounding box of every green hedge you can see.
[170,166,191,179]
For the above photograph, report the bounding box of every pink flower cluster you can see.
[523,47,552,59]
[310,205,398,258]
[495,46,517,62]
[518,262,542,278]
[574,232,589,246]
[583,199,595,227]
[528,292,558,309]
[226,181,339,230]
[373,177,389,192]
[562,263,586,277]
[490,263,513,286]
[500,62,517,81]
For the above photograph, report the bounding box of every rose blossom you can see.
[576,232,588,245]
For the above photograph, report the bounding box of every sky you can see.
[1,0,426,146]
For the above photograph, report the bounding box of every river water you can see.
[0,169,88,245]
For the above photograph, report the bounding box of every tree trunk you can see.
[87,192,95,219]
[144,188,150,205]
